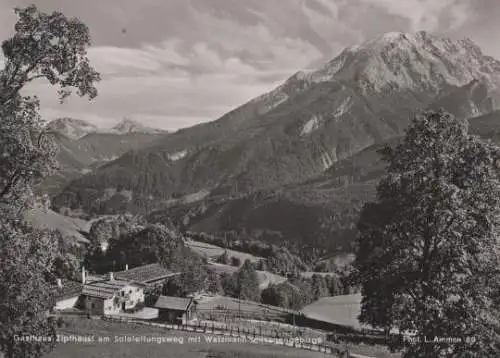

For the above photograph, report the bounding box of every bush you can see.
[230,257,241,267]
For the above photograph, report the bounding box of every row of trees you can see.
[187,231,311,274]
[0,5,101,358]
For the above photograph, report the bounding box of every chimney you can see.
[108,272,114,281]
[56,278,62,288]
[81,266,86,284]
[125,264,128,271]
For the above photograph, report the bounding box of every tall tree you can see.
[0,5,100,357]
[236,259,260,302]
[353,110,500,357]
[311,274,329,300]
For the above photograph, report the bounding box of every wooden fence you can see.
[101,315,353,357]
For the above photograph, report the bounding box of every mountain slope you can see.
[51,32,500,255]
[163,109,500,255]
[54,31,500,216]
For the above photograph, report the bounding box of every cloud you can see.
[13,3,328,130]
[357,0,474,32]
[22,36,294,131]
[0,0,495,131]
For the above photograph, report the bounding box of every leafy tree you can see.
[324,274,344,296]
[261,281,312,310]
[216,250,230,265]
[230,256,241,267]
[163,248,210,297]
[85,214,145,272]
[0,5,99,217]
[0,5,99,358]
[311,274,330,300]
[104,224,182,271]
[206,268,224,295]
[52,230,84,280]
[220,272,238,297]
[353,110,500,357]
[0,224,61,358]
[261,283,289,307]
[235,259,260,301]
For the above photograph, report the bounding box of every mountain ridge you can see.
[51,31,500,253]
[46,117,167,140]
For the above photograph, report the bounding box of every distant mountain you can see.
[46,117,98,140]
[46,117,167,137]
[52,31,500,253]
[109,118,165,134]
[39,118,169,196]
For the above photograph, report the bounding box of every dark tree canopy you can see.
[353,110,500,357]
[0,5,100,357]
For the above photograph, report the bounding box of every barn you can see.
[154,296,196,324]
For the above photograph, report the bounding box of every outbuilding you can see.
[154,296,196,324]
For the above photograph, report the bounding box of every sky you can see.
[0,0,499,131]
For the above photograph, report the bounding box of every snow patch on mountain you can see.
[251,90,289,115]
[111,118,159,134]
[333,97,352,119]
[308,56,347,83]
[320,149,336,170]
[91,155,119,163]
[168,150,188,161]
[301,114,323,136]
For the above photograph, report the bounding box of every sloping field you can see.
[185,239,263,263]
[23,208,90,245]
[209,262,286,290]
[300,272,338,278]
[196,296,295,316]
[300,294,365,330]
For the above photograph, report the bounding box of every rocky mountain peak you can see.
[111,118,163,134]
[45,117,98,140]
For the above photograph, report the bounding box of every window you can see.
[121,291,124,296]
[91,303,95,309]
[129,289,132,294]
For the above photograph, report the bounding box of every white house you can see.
[81,272,146,315]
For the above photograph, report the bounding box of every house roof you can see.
[50,280,83,302]
[154,296,193,311]
[82,279,144,299]
[114,263,178,284]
